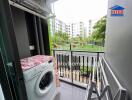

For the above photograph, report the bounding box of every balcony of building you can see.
[53,50,128,100]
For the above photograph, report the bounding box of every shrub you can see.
[80,66,96,76]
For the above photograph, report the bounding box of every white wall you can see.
[105,0,132,99]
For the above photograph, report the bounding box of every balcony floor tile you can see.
[54,82,86,100]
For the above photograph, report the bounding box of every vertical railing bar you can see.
[97,52,99,65]
[95,57,99,95]
[61,55,63,77]
[71,51,73,83]
[87,57,89,84]
[95,57,97,83]
[61,54,63,77]
[72,56,74,81]
[79,56,81,82]
[63,55,65,77]
[60,54,63,77]
[65,55,66,77]
[62,54,64,77]
[91,57,94,81]
[75,56,77,81]
[68,55,70,78]
[83,56,85,83]
[67,55,69,78]
[92,57,96,82]
[73,56,75,82]
[59,54,61,77]
[67,55,68,77]
[65,55,68,78]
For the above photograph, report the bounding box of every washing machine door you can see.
[35,69,53,96]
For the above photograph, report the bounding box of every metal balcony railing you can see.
[85,57,128,100]
[53,49,128,100]
[53,49,104,87]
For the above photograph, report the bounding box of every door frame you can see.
[0,52,14,100]
[0,0,28,100]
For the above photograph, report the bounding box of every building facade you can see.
[69,22,86,38]
[50,19,94,38]
[50,18,70,36]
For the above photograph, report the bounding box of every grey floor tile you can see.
[54,82,86,100]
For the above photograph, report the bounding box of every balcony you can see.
[53,50,128,100]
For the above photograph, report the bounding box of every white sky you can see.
[54,0,108,24]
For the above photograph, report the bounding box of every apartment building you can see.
[50,19,89,38]
[69,22,86,38]
[50,18,70,36]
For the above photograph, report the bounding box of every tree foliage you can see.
[92,16,106,41]
[52,31,69,44]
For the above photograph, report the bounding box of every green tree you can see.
[52,31,69,45]
[91,16,106,45]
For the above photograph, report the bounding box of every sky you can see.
[54,0,108,24]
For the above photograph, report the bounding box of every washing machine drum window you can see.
[39,71,53,90]
[35,70,54,96]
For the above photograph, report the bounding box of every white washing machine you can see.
[22,56,57,100]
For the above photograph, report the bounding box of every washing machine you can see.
[21,55,57,100]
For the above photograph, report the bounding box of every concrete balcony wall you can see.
[105,0,132,99]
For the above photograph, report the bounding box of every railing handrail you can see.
[99,58,109,86]
[53,49,104,53]
[99,58,113,100]
[92,57,96,82]
[102,57,126,91]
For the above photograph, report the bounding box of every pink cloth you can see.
[21,55,53,70]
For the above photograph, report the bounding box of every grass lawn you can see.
[55,44,104,52]
[72,45,104,52]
